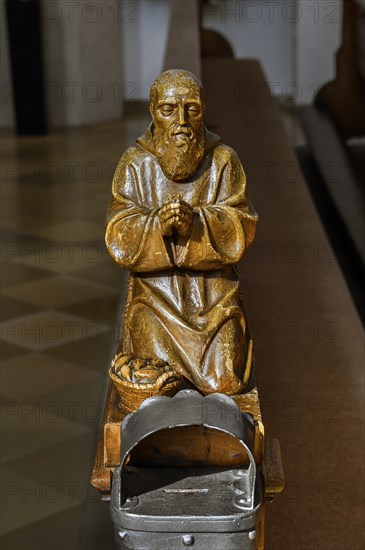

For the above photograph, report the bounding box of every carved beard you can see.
[153,125,205,182]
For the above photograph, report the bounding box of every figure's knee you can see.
[198,367,244,395]
[126,304,161,354]
[200,320,246,392]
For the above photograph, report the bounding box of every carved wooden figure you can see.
[92,72,283,550]
[105,69,258,403]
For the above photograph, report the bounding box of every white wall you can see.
[202,0,342,104]
[1,0,344,128]
[122,0,343,104]
[121,0,171,101]
[1,0,123,128]
[296,0,343,103]
[203,0,295,97]
[42,0,123,126]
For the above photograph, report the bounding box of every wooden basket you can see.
[109,353,182,414]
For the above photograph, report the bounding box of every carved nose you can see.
[178,106,187,125]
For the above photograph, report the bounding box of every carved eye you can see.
[188,105,200,115]
[160,106,174,116]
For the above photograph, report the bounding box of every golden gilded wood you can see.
[92,69,268,496]
[263,438,285,498]
[105,68,258,400]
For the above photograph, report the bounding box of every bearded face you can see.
[153,123,205,182]
[150,78,206,182]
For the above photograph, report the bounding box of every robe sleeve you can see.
[175,148,258,270]
[105,152,173,272]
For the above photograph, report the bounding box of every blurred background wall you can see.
[1,0,123,128]
[1,0,344,129]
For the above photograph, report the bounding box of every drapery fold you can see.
[105,135,258,394]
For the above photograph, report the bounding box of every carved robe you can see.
[105,126,258,395]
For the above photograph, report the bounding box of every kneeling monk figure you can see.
[105,69,258,396]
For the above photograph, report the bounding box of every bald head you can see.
[150,69,204,108]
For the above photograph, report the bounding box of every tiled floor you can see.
[0,114,150,549]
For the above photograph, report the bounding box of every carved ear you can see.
[149,103,154,117]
